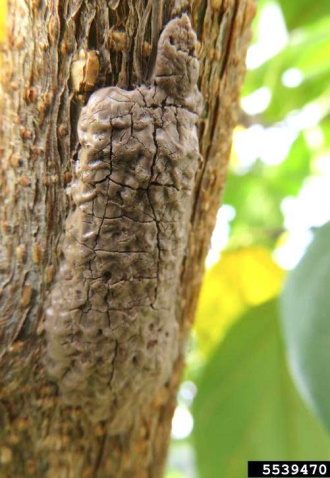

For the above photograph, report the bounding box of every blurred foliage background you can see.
[167,0,330,476]
[0,0,330,476]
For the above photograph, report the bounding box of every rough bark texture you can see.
[0,0,255,477]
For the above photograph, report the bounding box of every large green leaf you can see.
[193,301,330,478]
[281,222,330,431]
[278,0,330,31]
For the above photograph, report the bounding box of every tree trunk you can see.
[0,0,255,476]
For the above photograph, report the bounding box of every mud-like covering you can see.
[45,15,202,432]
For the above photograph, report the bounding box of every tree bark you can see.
[0,0,255,476]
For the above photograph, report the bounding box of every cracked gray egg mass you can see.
[45,14,203,432]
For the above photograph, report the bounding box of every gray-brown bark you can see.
[0,0,255,476]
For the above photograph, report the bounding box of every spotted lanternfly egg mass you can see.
[45,14,203,432]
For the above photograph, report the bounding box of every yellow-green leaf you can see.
[195,247,284,356]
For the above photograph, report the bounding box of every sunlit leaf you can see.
[225,133,311,246]
[278,0,330,31]
[245,17,330,91]
[265,80,329,124]
[281,222,330,431]
[249,0,272,41]
[320,117,330,149]
[243,18,330,122]
[193,301,330,478]
[225,162,284,245]
[194,247,284,356]
[264,132,311,198]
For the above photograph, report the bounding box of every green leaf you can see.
[243,18,330,122]
[321,117,330,148]
[195,247,284,357]
[281,222,330,431]
[224,133,311,247]
[278,0,330,30]
[224,162,284,247]
[193,301,330,478]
